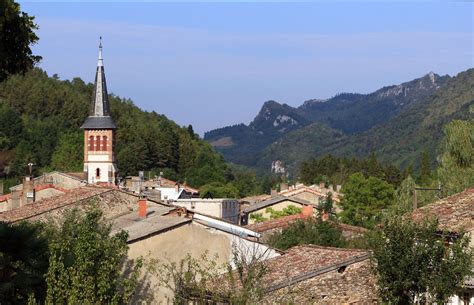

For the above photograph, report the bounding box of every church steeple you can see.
[81,37,116,129]
[81,37,118,185]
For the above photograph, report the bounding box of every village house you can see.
[0,171,86,212]
[240,195,318,225]
[411,187,474,304]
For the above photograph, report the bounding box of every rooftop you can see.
[0,186,110,223]
[411,187,474,232]
[243,195,315,213]
[111,206,190,242]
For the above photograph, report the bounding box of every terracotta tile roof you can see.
[245,213,308,233]
[211,245,377,303]
[64,172,87,181]
[411,188,474,232]
[261,245,370,291]
[0,184,68,202]
[0,186,111,223]
[144,177,199,194]
[280,185,341,202]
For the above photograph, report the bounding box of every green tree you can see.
[50,132,83,172]
[340,173,395,229]
[0,221,49,304]
[0,102,23,150]
[0,0,41,82]
[267,218,346,250]
[419,149,431,183]
[392,175,416,215]
[367,216,473,304]
[265,205,302,219]
[199,182,239,198]
[438,120,474,197]
[45,208,141,304]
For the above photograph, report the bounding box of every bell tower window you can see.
[96,136,101,150]
[102,135,107,150]
[89,136,94,151]
[96,168,100,178]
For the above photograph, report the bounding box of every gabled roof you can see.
[243,196,314,213]
[411,187,474,232]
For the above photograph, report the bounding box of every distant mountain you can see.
[204,71,472,174]
[298,72,450,134]
[205,100,311,166]
[322,69,474,167]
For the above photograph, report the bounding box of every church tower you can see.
[80,38,118,185]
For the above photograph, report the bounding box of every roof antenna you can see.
[99,36,102,49]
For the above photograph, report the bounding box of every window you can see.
[102,135,108,151]
[96,168,100,178]
[89,136,94,151]
[96,136,101,150]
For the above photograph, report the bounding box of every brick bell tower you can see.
[80,38,118,185]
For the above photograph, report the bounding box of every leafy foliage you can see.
[437,119,474,197]
[151,248,268,304]
[367,216,473,304]
[199,182,239,199]
[266,205,301,219]
[299,153,402,187]
[0,221,49,304]
[45,208,141,304]
[0,0,41,82]
[340,173,395,229]
[267,218,347,250]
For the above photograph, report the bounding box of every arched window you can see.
[89,136,94,151]
[96,168,100,178]
[96,136,101,150]
[102,136,108,151]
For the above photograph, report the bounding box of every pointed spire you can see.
[81,37,117,129]
[91,36,110,117]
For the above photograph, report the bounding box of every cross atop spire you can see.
[98,36,103,67]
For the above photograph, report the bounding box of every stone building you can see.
[80,39,118,185]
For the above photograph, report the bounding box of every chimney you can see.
[11,190,20,209]
[328,184,334,192]
[22,176,35,206]
[301,205,313,218]
[138,196,147,218]
[270,189,278,197]
[175,183,180,194]
[336,185,342,193]
[322,211,330,222]
[319,182,325,189]
[280,182,289,192]
[0,180,3,195]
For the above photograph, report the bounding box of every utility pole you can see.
[413,184,441,210]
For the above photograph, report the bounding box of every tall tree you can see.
[368,216,472,304]
[340,173,395,229]
[419,149,431,183]
[45,208,141,304]
[0,0,41,82]
[437,119,474,197]
[50,132,83,172]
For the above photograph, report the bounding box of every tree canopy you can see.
[367,216,473,304]
[0,0,41,82]
[340,173,395,229]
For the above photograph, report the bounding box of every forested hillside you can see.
[205,71,471,174]
[324,69,474,167]
[0,69,229,187]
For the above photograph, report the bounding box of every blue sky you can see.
[20,1,473,134]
